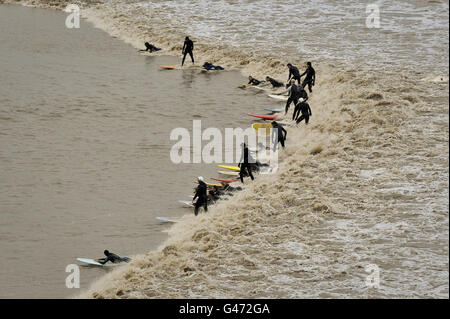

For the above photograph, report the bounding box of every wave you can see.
[4,0,448,298]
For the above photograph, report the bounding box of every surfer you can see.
[203,62,224,70]
[95,250,130,265]
[192,176,208,216]
[279,79,302,114]
[295,99,312,125]
[287,63,301,84]
[139,42,161,53]
[181,36,194,66]
[300,62,316,93]
[266,76,284,88]
[248,76,263,86]
[271,121,287,149]
[238,143,255,183]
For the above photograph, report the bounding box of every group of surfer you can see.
[140,37,315,217]
[247,62,315,124]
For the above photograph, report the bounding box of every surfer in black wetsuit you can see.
[238,143,255,183]
[203,62,224,70]
[280,79,302,115]
[295,100,312,125]
[192,176,208,216]
[139,42,161,53]
[300,62,316,93]
[271,121,287,149]
[96,250,130,265]
[181,36,194,66]
[287,63,301,84]
[248,76,263,86]
[266,76,284,88]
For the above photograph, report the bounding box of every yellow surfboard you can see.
[160,65,177,70]
[252,123,272,135]
[217,165,240,171]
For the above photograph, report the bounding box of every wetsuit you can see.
[97,252,129,265]
[238,147,255,183]
[272,123,287,149]
[295,101,312,124]
[182,38,194,66]
[267,77,284,88]
[292,90,308,120]
[203,62,224,70]
[285,83,301,114]
[248,78,262,86]
[300,65,316,93]
[143,42,161,52]
[193,181,208,216]
[288,65,301,84]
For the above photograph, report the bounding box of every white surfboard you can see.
[268,94,288,101]
[218,170,240,176]
[156,216,179,223]
[178,200,194,208]
[76,258,105,266]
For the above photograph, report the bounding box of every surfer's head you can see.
[287,63,292,68]
[307,61,312,66]
[197,176,204,182]
[104,250,109,256]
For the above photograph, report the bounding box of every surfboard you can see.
[212,178,237,183]
[247,113,278,120]
[194,181,223,187]
[252,123,272,135]
[264,108,282,113]
[178,200,194,207]
[160,65,177,70]
[218,170,240,176]
[217,165,240,171]
[156,216,178,223]
[76,258,105,266]
[268,94,288,101]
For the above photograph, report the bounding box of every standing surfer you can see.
[271,121,287,149]
[287,63,301,84]
[192,176,208,216]
[300,61,316,93]
[238,143,255,183]
[182,36,195,66]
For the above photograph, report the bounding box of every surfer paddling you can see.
[139,42,161,53]
[95,250,130,265]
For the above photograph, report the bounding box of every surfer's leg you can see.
[296,114,305,125]
[247,166,254,180]
[285,97,293,114]
[182,52,187,66]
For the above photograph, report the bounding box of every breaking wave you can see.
[3,0,448,298]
